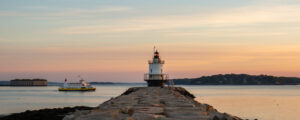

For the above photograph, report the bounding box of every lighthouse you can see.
[144,48,168,87]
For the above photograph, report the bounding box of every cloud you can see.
[44,7,132,17]
[0,6,132,17]
[54,5,300,35]
[0,11,29,17]
[23,6,50,10]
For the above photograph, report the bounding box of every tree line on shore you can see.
[172,74,300,85]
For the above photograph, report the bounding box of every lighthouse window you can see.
[150,69,152,73]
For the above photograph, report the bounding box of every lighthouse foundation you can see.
[146,80,166,87]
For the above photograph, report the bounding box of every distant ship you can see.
[58,78,96,91]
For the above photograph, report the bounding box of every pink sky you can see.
[1,0,300,82]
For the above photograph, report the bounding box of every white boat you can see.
[58,79,96,91]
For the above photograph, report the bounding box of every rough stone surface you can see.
[64,87,241,120]
[0,106,94,120]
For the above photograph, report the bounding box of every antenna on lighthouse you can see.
[78,75,83,80]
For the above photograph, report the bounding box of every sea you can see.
[0,85,299,120]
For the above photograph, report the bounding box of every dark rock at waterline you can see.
[173,87,196,98]
[0,106,94,120]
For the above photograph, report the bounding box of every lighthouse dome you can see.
[154,51,159,58]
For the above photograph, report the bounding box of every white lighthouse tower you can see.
[144,48,168,87]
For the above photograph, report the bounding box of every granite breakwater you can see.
[0,106,94,120]
[64,87,241,120]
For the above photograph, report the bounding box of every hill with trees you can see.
[172,74,300,85]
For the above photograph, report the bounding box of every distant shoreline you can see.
[0,84,299,87]
[1,73,300,86]
[173,74,300,85]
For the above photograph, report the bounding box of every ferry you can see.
[58,78,96,91]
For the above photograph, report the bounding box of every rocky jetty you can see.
[0,106,94,120]
[64,87,241,120]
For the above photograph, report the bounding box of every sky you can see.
[1,0,300,82]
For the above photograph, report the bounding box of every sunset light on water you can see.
[0,0,300,120]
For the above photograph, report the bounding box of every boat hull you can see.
[58,88,96,91]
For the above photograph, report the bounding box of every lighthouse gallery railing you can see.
[144,74,169,80]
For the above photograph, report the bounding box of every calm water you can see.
[0,85,299,120]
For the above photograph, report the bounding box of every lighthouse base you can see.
[146,80,166,87]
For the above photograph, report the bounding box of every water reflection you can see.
[0,85,299,120]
